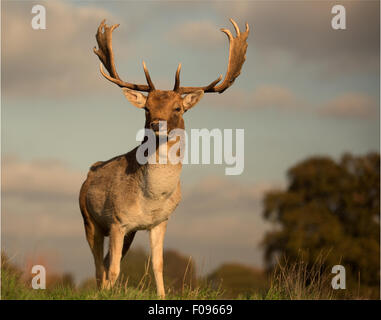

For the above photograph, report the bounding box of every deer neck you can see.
[140,137,183,199]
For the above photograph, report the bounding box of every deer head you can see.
[93,19,249,135]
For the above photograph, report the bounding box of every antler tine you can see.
[173,75,223,95]
[177,19,249,95]
[142,61,156,90]
[204,75,223,90]
[99,63,126,87]
[230,18,240,36]
[173,63,182,91]
[173,63,221,94]
[94,20,152,92]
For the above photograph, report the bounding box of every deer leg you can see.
[149,220,168,299]
[85,224,106,289]
[105,224,125,288]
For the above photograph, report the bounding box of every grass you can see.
[1,265,223,300]
[1,252,371,300]
[1,253,224,300]
[265,253,335,300]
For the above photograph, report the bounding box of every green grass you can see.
[1,265,225,300]
[0,265,334,301]
[1,252,372,300]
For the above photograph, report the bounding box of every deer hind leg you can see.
[150,220,168,299]
[104,224,125,288]
[84,223,106,289]
[80,180,106,289]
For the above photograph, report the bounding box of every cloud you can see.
[166,20,224,49]
[250,85,302,109]
[319,93,379,119]
[205,85,303,110]
[2,155,85,198]
[214,0,379,75]
[205,85,378,121]
[2,0,120,98]
[2,155,86,242]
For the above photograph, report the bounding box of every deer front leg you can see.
[105,224,124,288]
[150,220,168,299]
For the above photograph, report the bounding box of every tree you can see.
[263,153,380,294]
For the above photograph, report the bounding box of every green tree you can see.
[263,153,380,296]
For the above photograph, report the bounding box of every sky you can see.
[1,0,380,283]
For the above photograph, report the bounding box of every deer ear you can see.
[122,88,147,109]
[182,90,204,111]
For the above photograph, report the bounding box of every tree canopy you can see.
[263,153,380,292]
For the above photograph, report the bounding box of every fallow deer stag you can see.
[79,18,249,298]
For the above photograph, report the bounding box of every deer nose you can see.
[150,120,164,132]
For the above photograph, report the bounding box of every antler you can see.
[93,20,155,92]
[174,19,249,94]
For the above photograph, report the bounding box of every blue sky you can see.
[2,0,379,282]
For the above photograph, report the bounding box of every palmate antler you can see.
[93,20,155,92]
[174,19,250,94]
[94,19,249,94]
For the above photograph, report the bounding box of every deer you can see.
[79,18,249,298]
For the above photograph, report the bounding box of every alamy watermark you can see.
[135,121,244,176]
[31,265,46,289]
[331,265,346,290]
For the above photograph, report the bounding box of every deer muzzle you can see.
[150,120,167,135]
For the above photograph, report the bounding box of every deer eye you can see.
[174,107,181,112]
